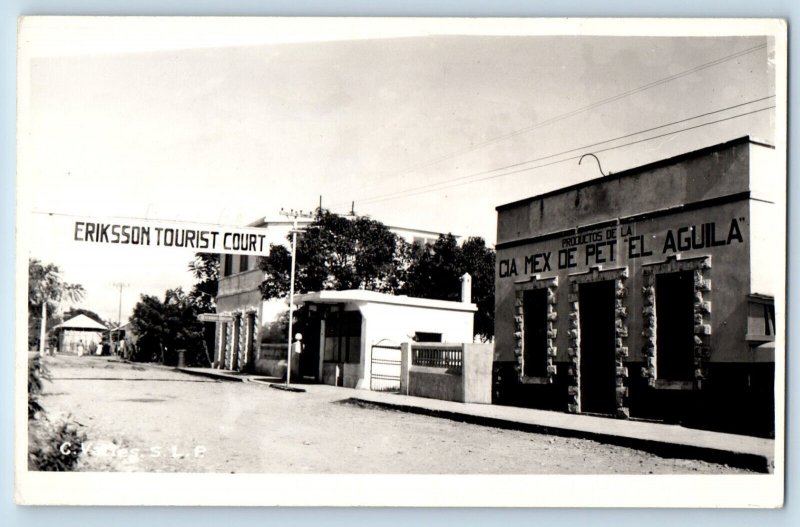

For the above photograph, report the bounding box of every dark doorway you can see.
[655,271,695,382]
[217,322,228,369]
[298,315,321,382]
[230,317,240,371]
[244,313,257,373]
[578,280,617,415]
[522,288,548,378]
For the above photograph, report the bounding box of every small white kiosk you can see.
[291,288,477,389]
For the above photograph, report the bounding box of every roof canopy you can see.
[54,314,108,331]
[293,289,477,312]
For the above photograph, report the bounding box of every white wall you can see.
[357,302,475,388]
[749,142,781,205]
[749,199,779,297]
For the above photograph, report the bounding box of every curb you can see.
[174,368,245,383]
[347,397,773,474]
[269,383,307,393]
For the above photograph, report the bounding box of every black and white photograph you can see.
[14,17,786,507]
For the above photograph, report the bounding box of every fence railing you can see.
[411,344,463,371]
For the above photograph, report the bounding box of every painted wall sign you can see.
[197,313,234,322]
[498,218,745,278]
[70,217,270,256]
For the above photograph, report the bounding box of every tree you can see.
[257,210,496,341]
[258,208,405,299]
[128,288,210,366]
[402,235,496,341]
[188,252,220,312]
[258,244,293,300]
[458,237,496,341]
[28,259,85,352]
[402,234,462,300]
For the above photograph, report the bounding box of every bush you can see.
[28,419,86,471]
[28,354,86,471]
[28,354,49,419]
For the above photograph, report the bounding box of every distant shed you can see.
[55,314,107,354]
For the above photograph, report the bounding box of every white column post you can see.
[286,217,298,386]
[38,302,47,353]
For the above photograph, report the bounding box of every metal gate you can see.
[370,344,402,392]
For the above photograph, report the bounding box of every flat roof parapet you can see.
[496,136,774,213]
[293,289,478,312]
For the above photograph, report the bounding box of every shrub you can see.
[28,419,86,471]
[28,354,49,419]
[28,354,86,471]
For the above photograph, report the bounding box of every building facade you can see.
[493,137,780,436]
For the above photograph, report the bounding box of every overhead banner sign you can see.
[70,217,270,256]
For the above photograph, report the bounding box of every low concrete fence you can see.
[254,342,287,377]
[400,342,493,404]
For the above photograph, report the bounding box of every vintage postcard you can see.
[15,17,786,507]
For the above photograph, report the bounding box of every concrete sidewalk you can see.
[177,366,775,473]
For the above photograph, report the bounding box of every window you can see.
[747,295,776,342]
[522,288,548,378]
[412,236,436,251]
[239,255,249,273]
[222,254,233,277]
[414,332,442,343]
[655,271,695,382]
[323,310,362,364]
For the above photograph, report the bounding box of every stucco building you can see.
[493,137,781,436]
[271,289,477,389]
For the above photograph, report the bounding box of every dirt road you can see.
[37,355,753,474]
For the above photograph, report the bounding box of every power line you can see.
[29,210,254,229]
[329,42,768,205]
[342,95,774,207]
[351,105,775,207]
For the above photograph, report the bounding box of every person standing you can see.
[291,333,303,382]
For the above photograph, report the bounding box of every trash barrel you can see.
[177,349,187,368]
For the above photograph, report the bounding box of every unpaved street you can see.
[37,355,753,474]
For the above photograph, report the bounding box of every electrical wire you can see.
[351,104,775,207]
[329,42,769,205]
[340,95,775,207]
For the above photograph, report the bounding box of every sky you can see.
[17,18,780,325]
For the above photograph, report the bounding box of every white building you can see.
[279,289,477,389]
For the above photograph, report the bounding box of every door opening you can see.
[578,280,617,415]
[655,271,695,382]
[299,316,321,382]
[522,288,548,378]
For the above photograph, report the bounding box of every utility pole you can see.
[279,208,313,385]
[112,282,129,349]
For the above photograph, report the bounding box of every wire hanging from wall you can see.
[578,153,608,177]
